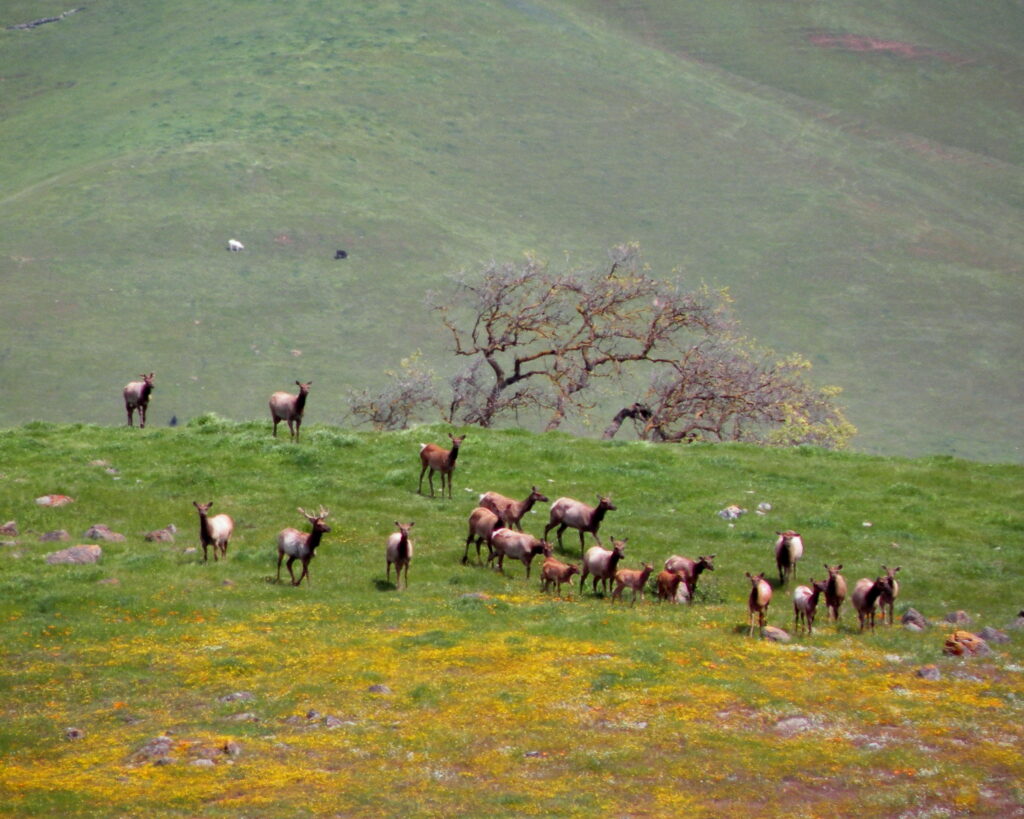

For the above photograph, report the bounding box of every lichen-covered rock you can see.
[943,630,990,657]
[45,545,102,564]
[35,494,74,506]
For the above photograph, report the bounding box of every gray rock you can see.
[978,626,1009,644]
[902,608,928,629]
[904,622,925,633]
[190,758,215,768]
[218,691,255,703]
[145,525,177,543]
[84,525,126,542]
[774,716,813,735]
[916,665,941,681]
[40,530,70,542]
[223,741,242,757]
[367,684,392,695]
[945,610,972,625]
[45,544,102,564]
[130,735,174,765]
[763,625,791,643]
[225,712,258,722]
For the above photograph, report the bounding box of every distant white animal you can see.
[227,239,245,251]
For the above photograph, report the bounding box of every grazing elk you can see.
[270,381,312,442]
[227,238,244,251]
[792,578,829,635]
[123,372,155,428]
[823,563,847,624]
[192,501,233,562]
[479,486,549,530]
[463,506,501,565]
[276,506,331,586]
[775,531,804,585]
[579,538,627,594]
[540,556,580,596]
[544,495,616,556]
[664,554,716,602]
[386,521,414,589]
[611,562,655,606]
[851,574,894,633]
[417,433,465,498]
[745,571,773,637]
[487,527,548,579]
[879,564,901,625]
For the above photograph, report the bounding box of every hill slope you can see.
[0,0,1021,460]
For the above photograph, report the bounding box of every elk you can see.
[544,495,616,556]
[851,574,894,633]
[664,554,716,602]
[463,506,501,565]
[579,538,627,594]
[417,433,465,498]
[879,564,901,625]
[123,372,155,428]
[227,238,244,251]
[192,501,233,562]
[745,571,773,637]
[540,556,580,596]
[823,563,847,624]
[269,381,312,442]
[487,527,548,579]
[611,562,655,605]
[656,570,689,603]
[792,578,829,635]
[386,521,414,589]
[276,506,331,586]
[479,486,549,530]
[774,531,804,585]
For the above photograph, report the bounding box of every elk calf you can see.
[479,486,549,530]
[418,433,464,498]
[746,571,773,637]
[823,563,847,624]
[792,578,828,635]
[540,557,580,596]
[276,506,330,586]
[656,570,689,603]
[192,501,233,562]
[611,562,655,605]
[386,521,414,589]
[123,372,155,428]
[774,531,804,585]
[544,495,616,556]
[270,381,312,442]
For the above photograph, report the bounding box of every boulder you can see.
[145,525,177,543]
[45,545,102,564]
[762,626,791,643]
[35,494,74,506]
[84,525,126,542]
[40,530,70,542]
[916,665,941,681]
[902,608,929,630]
[978,626,1010,645]
[945,610,972,625]
[943,630,990,657]
[0,521,18,536]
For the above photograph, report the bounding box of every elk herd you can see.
[123,375,904,638]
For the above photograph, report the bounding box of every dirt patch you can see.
[806,31,971,66]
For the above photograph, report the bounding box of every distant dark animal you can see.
[269,380,312,442]
[418,433,465,498]
[334,249,348,259]
[123,373,155,428]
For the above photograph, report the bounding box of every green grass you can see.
[0,1,1021,462]
[0,422,1022,815]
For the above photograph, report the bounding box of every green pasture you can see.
[0,422,1022,815]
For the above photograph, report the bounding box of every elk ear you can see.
[408,521,415,528]
[837,564,843,570]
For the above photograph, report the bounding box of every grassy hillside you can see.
[0,0,1021,462]
[0,423,1022,815]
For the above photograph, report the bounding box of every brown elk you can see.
[192,501,234,562]
[823,563,847,624]
[386,521,414,590]
[463,506,501,565]
[123,373,155,428]
[745,571,773,637]
[276,506,331,586]
[544,495,616,556]
[417,433,465,498]
[611,562,655,605]
[879,564,901,625]
[269,381,312,442]
[479,486,549,530]
[851,574,895,633]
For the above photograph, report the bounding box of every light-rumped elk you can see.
[851,574,894,633]
[276,506,331,586]
[540,556,579,596]
[664,554,716,602]
[544,495,616,556]
[823,563,847,624]
[745,571,773,637]
[611,562,655,605]
[774,531,804,585]
[656,569,689,603]
[123,372,155,428]
[270,381,312,442]
[463,506,500,565]
[487,527,548,579]
[479,486,549,530]
[386,521,414,589]
[192,501,233,562]
[879,564,901,625]
[793,578,829,635]
[579,538,627,594]
[227,238,244,251]
[417,433,465,498]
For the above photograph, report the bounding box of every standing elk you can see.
[611,562,655,606]
[792,578,829,635]
[664,554,716,602]
[745,571,773,637]
[192,501,233,562]
[540,556,580,596]
[823,563,847,624]
[775,531,804,585]
[579,538,627,594]
[487,528,549,579]
[851,574,895,633]
[418,433,465,498]
[479,486,549,530]
[544,495,616,556]
[123,372,155,428]
[386,521,414,589]
[463,506,501,565]
[276,506,331,586]
[656,569,689,603]
[270,381,312,442]
[879,564,901,625]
